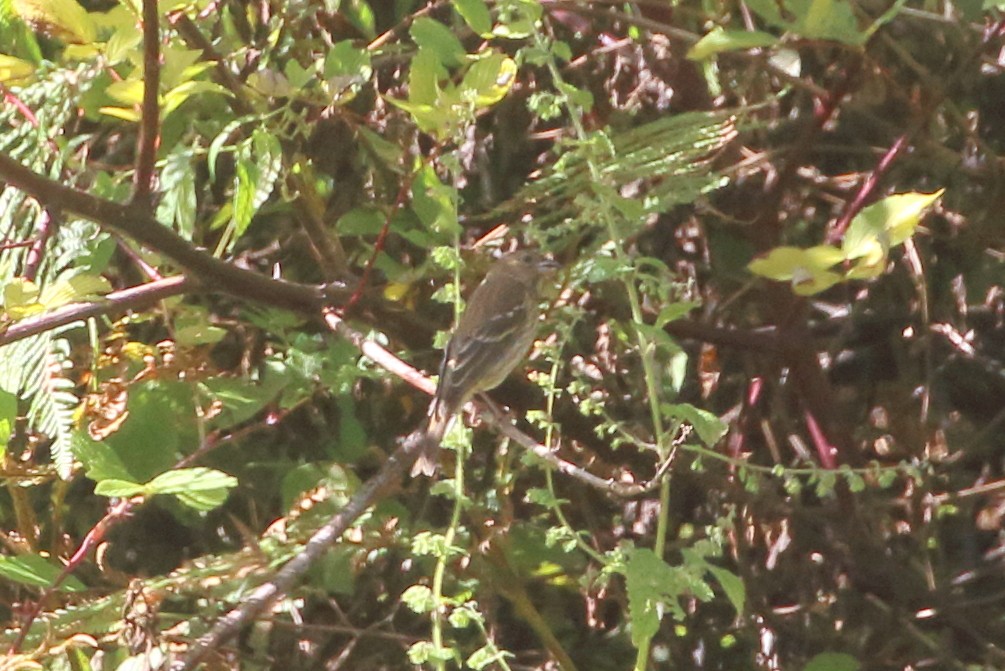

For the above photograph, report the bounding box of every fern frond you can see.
[27,336,77,478]
[491,109,742,228]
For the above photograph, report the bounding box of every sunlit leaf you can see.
[13,0,95,43]
[460,53,516,107]
[3,278,44,318]
[748,245,844,294]
[39,273,111,309]
[0,387,16,451]
[0,53,34,83]
[105,79,144,105]
[98,106,140,121]
[687,27,779,60]
[410,17,467,68]
[454,0,493,35]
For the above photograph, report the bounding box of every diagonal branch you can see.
[0,153,341,311]
[0,276,193,347]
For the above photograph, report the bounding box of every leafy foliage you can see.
[0,0,1002,669]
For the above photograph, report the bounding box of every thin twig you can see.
[0,276,192,347]
[133,0,161,208]
[174,418,421,669]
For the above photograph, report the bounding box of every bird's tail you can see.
[408,404,451,477]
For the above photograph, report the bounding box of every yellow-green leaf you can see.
[687,27,779,61]
[3,278,43,319]
[105,79,145,105]
[13,0,95,43]
[460,53,516,107]
[0,53,34,83]
[39,274,111,309]
[98,106,141,121]
[748,245,844,280]
[748,245,845,295]
[843,190,943,261]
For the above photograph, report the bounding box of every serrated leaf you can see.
[157,146,197,236]
[93,478,146,497]
[401,584,435,613]
[625,548,684,646]
[411,166,459,234]
[146,467,238,495]
[74,432,134,483]
[663,403,727,446]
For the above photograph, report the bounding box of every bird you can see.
[409,249,558,477]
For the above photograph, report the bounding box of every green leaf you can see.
[337,207,386,235]
[525,487,569,507]
[3,277,43,318]
[324,39,372,79]
[401,584,435,613]
[101,380,194,482]
[93,478,146,497]
[0,52,33,82]
[460,52,516,107]
[162,80,232,117]
[411,166,459,235]
[748,245,845,295]
[173,307,228,346]
[746,0,865,44]
[146,467,237,494]
[202,370,289,429]
[157,146,197,236]
[687,27,779,60]
[0,555,86,592]
[13,0,96,43]
[844,190,943,258]
[663,403,727,447]
[624,548,687,646]
[706,564,745,615]
[104,79,144,106]
[231,151,256,238]
[803,652,861,671]
[454,0,493,35]
[0,387,16,453]
[38,273,111,310]
[410,17,467,68]
[74,432,135,482]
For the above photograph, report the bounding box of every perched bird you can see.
[410,249,558,477]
